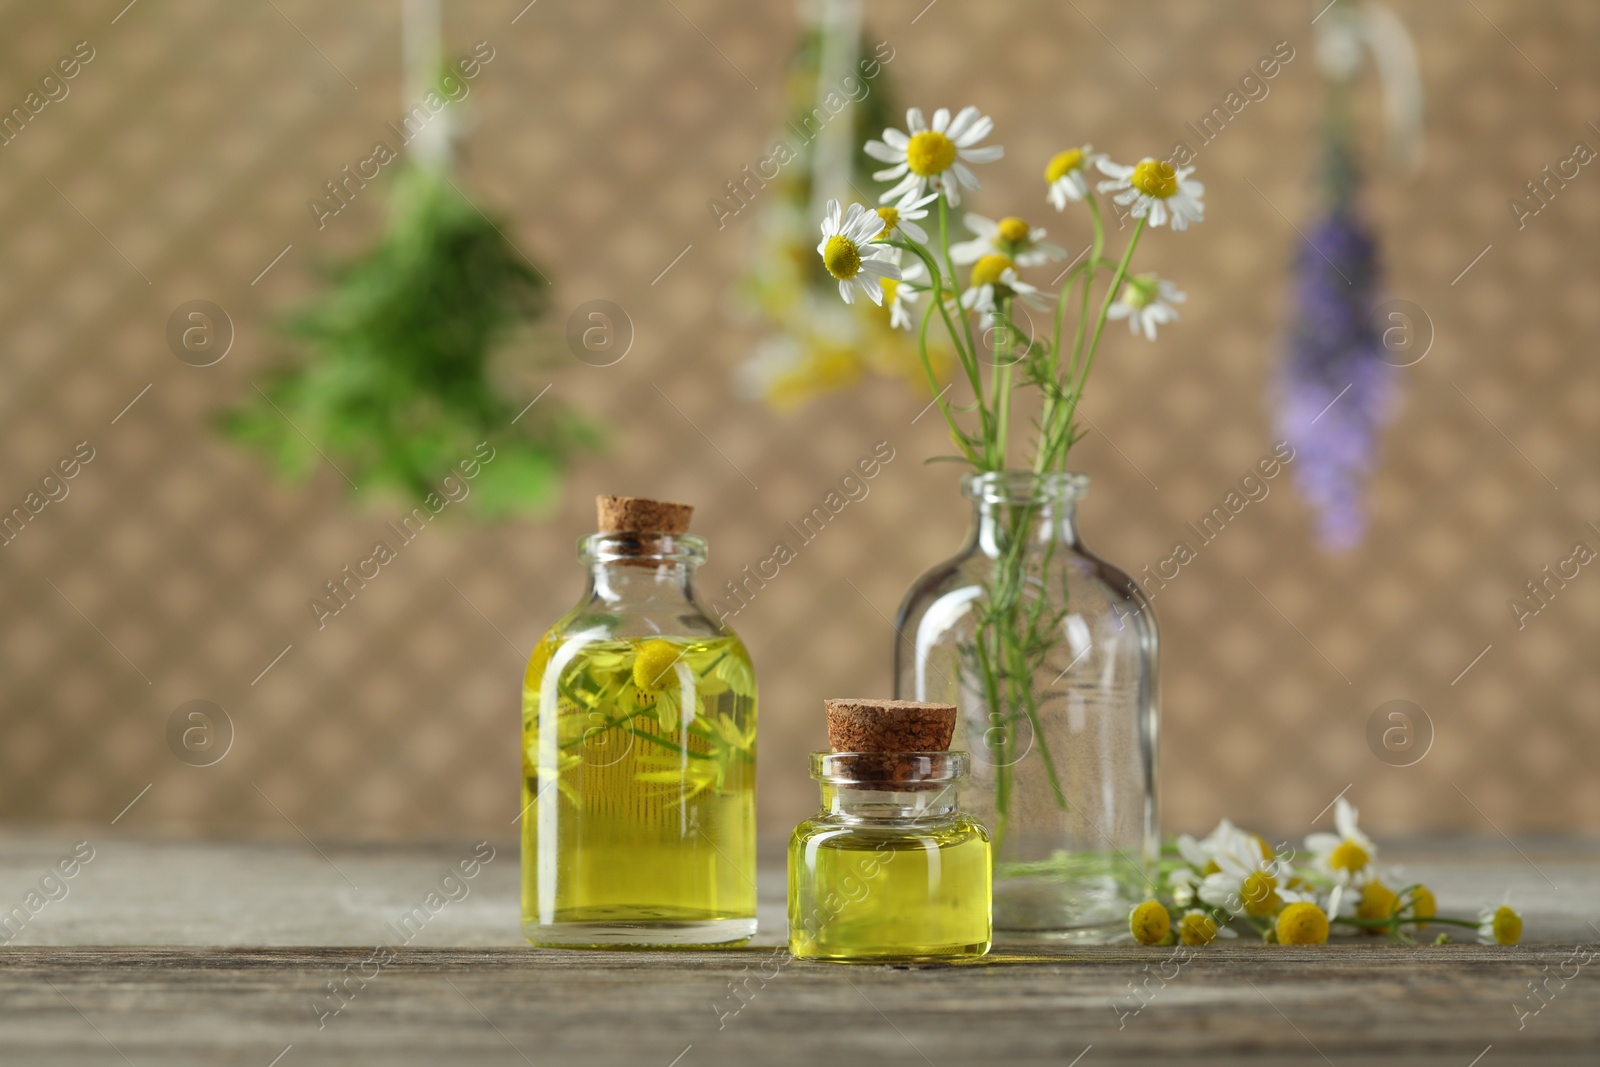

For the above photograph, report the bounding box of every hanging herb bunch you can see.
[226,163,598,516]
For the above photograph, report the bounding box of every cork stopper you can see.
[825,699,956,753]
[597,495,693,535]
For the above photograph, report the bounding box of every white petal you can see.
[1106,304,1132,321]
[857,275,884,305]
[1305,833,1341,855]
[881,172,921,203]
[901,220,929,243]
[963,213,997,237]
[951,162,980,190]
[882,127,910,149]
[931,107,951,133]
[858,257,901,279]
[863,140,901,163]
[838,280,855,304]
[873,163,911,183]
[948,237,988,264]
[905,107,926,133]
[1335,799,1359,839]
[958,144,1004,164]
[1095,158,1132,178]
[946,105,980,141]
[952,112,993,146]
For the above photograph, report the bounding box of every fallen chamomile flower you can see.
[950,214,1067,267]
[1129,900,1171,946]
[1305,797,1378,888]
[1479,901,1523,945]
[1200,833,1287,918]
[817,199,901,306]
[959,254,1045,314]
[1276,902,1331,945]
[1045,145,1107,210]
[1096,157,1205,231]
[1177,909,1235,946]
[866,106,1004,207]
[1107,273,1185,340]
[875,188,939,244]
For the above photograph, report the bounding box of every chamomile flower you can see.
[1200,834,1287,918]
[1129,900,1171,945]
[958,253,1044,314]
[1275,901,1331,945]
[1096,157,1205,231]
[1045,145,1107,209]
[884,258,928,331]
[1107,274,1185,340]
[1479,897,1523,945]
[1305,797,1378,888]
[866,106,1004,207]
[1176,909,1237,946]
[950,214,1068,267]
[876,188,939,244]
[817,199,900,306]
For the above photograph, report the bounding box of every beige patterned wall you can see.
[0,0,1595,844]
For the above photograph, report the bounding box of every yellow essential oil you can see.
[788,740,991,962]
[521,500,757,948]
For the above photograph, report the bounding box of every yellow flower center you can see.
[881,277,900,305]
[822,234,862,281]
[1239,870,1282,918]
[996,217,1032,245]
[1130,159,1178,199]
[1177,911,1219,946]
[1129,900,1171,946]
[1201,859,1221,876]
[970,253,1013,289]
[906,130,957,176]
[1328,840,1370,874]
[1045,148,1086,184]
[1356,880,1398,927]
[1123,274,1161,309]
[1407,885,1436,928]
[632,639,682,692]
[1275,902,1330,945]
[876,206,900,237]
[1491,905,1522,945]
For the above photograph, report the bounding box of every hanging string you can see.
[402,0,452,172]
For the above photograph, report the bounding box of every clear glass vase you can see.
[893,471,1158,942]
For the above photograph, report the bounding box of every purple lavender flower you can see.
[1274,199,1398,551]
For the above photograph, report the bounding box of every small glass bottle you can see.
[522,495,757,947]
[788,700,991,961]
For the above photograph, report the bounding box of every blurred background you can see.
[0,0,1594,846]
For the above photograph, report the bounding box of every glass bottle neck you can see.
[964,472,1088,558]
[579,532,706,608]
[818,781,961,821]
[587,560,699,605]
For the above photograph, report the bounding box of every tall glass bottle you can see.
[522,496,757,947]
[894,471,1158,942]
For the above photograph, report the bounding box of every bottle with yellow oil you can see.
[788,699,991,961]
[522,495,756,947]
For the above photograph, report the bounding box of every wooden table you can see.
[1,833,1596,1065]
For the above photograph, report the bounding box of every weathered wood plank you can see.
[1,836,1596,1064]
[2,945,1597,1066]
